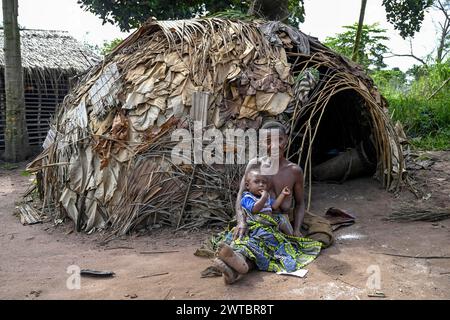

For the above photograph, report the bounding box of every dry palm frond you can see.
[386,208,450,222]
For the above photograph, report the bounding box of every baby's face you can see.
[246,171,268,196]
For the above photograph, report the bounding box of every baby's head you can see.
[245,167,268,197]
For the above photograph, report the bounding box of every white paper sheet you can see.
[276,269,308,278]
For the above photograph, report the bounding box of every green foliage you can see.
[410,61,450,96]
[208,9,255,20]
[324,23,389,71]
[382,0,433,39]
[77,0,305,32]
[374,61,450,150]
[77,0,245,31]
[372,68,408,97]
[100,38,123,56]
[20,170,32,177]
[407,64,430,80]
[409,129,450,150]
[287,0,306,26]
[388,94,449,136]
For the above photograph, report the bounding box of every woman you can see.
[212,121,323,284]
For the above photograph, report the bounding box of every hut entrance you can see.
[289,89,377,182]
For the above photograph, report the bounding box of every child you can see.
[240,168,294,236]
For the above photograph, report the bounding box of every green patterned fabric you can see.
[213,213,322,272]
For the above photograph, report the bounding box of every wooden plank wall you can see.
[0,69,70,151]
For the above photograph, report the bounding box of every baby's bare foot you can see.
[213,258,239,285]
[217,242,249,274]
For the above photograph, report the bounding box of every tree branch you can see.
[384,53,427,65]
[428,77,450,100]
[247,0,256,15]
[384,38,427,65]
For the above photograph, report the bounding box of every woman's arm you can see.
[292,167,305,237]
[235,176,247,226]
[233,158,258,240]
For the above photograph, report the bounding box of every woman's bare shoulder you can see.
[286,161,303,175]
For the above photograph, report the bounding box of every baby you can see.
[240,167,294,236]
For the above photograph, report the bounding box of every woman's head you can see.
[261,121,289,156]
[245,169,268,196]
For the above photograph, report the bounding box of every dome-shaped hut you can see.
[27,18,404,236]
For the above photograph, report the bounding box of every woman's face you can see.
[246,171,268,196]
[266,129,288,155]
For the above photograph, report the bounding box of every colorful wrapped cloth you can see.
[213,212,322,273]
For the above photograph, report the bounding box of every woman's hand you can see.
[281,187,291,196]
[233,221,248,240]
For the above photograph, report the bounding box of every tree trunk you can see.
[436,25,447,63]
[352,0,367,63]
[435,0,450,63]
[248,0,289,22]
[2,0,28,162]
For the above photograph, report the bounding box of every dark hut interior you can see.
[282,45,381,183]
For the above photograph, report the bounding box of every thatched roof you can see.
[0,28,100,73]
[27,18,404,237]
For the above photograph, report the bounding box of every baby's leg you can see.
[278,214,294,236]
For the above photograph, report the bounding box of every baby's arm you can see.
[252,190,270,213]
[272,187,291,210]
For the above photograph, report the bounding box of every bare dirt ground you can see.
[1,152,449,300]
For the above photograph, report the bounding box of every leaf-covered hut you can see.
[27,19,404,236]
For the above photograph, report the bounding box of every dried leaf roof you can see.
[0,28,100,73]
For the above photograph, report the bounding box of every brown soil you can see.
[1,152,449,300]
